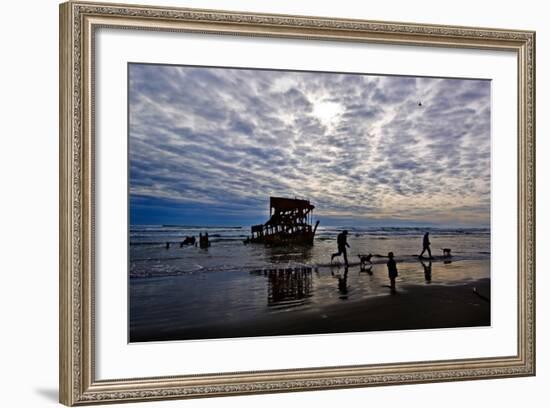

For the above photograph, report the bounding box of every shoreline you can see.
[130,277,490,343]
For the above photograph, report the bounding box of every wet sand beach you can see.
[130,263,490,342]
[131,277,489,342]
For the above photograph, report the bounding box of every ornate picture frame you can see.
[59,1,535,405]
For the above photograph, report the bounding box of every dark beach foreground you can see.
[130,277,490,342]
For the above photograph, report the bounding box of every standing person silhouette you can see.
[331,230,350,266]
[419,232,433,259]
[387,252,398,293]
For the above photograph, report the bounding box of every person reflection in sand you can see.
[421,259,432,283]
[387,252,398,294]
[332,266,349,299]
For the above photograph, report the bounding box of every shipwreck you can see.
[244,197,320,246]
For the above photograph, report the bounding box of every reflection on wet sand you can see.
[331,266,349,300]
[253,267,314,308]
[421,259,432,283]
[130,258,491,342]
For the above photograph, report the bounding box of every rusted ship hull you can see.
[245,197,320,246]
[246,223,319,246]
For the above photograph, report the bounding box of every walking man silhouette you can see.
[331,230,350,266]
[419,232,433,259]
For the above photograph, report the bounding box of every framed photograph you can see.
[59,1,535,405]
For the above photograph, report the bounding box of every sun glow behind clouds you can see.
[311,99,344,130]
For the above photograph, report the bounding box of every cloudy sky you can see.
[129,63,491,227]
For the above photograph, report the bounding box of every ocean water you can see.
[129,225,490,340]
[130,225,490,277]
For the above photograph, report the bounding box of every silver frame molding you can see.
[59,1,536,405]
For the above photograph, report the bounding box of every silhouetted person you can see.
[421,259,432,283]
[331,230,350,266]
[387,252,398,293]
[199,232,210,249]
[165,242,170,249]
[419,232,433,259]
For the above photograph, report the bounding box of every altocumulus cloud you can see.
[129,63,491,227]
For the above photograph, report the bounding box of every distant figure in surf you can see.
[419,232,433,259]
[199,232,210,249]
[331,230,350,266]
[387,252,398,293]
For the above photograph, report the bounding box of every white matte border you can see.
[95,28,517,380]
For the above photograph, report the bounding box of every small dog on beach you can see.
[441,248,452,258]
[358,254,373,271]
